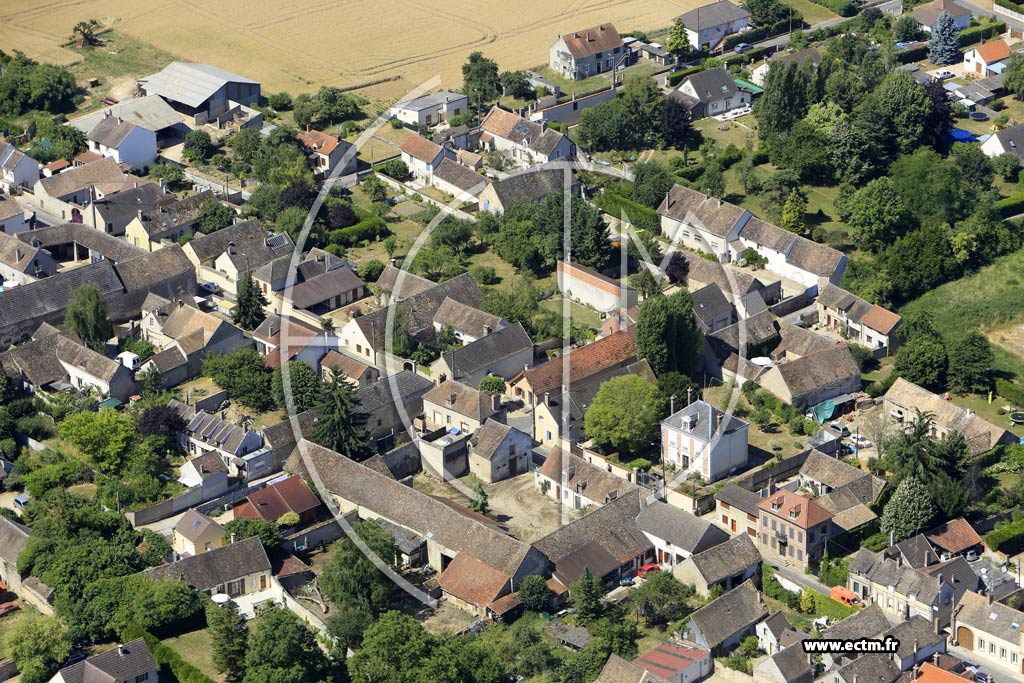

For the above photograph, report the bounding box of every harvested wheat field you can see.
[1,0,696,100]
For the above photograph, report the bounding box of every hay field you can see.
[1,0,696,99]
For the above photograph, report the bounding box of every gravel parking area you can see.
[487,473,562,543]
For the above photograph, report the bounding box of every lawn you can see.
[900,246,1024,378]
[539,297,603,331]
[783,0,839,26]
[69,29,179,114]
[692,117,757,150]
[948,392,1023,439]
[534,67,613,98]
[703,384,811,461]
[163,627,222,682]
[0,605,31,658]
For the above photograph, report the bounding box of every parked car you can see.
[12,494,29,511]
[199,282,220,294]
[934,70,954,80]
[830,585,861,607]
[637,563,661,578]
[829,422,850,437]
[0,602,19,618]
[851,435,871,448]
[734,43,753,53]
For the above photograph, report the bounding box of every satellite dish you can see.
[211,594,231,605]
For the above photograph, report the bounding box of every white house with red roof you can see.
[399,134,452,181]
[964,39,1011,78]
[297,129,356,178]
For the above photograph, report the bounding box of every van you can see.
[12,495,29,511]
[830,585,860,607]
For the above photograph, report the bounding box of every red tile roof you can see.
[559,24,623,59]
[518,328,636,397]
[925,517,983,555]
[235,475,320,522]
[758,490,832,529]
[633,642,708,680]
[438,553,510,608]
[297,129,339,156]
[975,39,1010,64]
[400,134,443,163]
[860,305,902,335]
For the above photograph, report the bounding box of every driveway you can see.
[0,491,24,518]
[487,473,562,544]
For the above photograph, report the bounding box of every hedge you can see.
[959,22,1007,47]
[985,516,1024,554]
[811,0,857,16]
[121,628,216,683]
[668,65,705,87]
[328,215,389,246]
[595,193,660,229]
[725,27,772,50]
[996,377,1024,404]
[724,46,772,67]
[897,44,929,64]
[995,193,1024,218]
[995,0,1024,11]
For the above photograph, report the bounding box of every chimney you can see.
[117,116,123,125]
[483,324,492,336]
[686,388,693,406]
[544,391,551,406]
[177,299,184,308]
[448,392,457,406]
[717,413,724,428]
[932,652,939,666]
[767,476,775,495]
[670,394,676,414]
[665,190,672,209]
[390,257,397,266]
[491,392,501,412]
[988,593,994,605]
[230,533,236,544]
[14,248,21,261]
[118,644,126,656]
[137,208,144,221]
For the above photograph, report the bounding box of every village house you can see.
[753,640,813,683]
[755,612,804,656]
[172,509,224,557]
[400,134,452,181]
[297,128,356,179]
[233,475,321,525]
[925,517,984,560]
[430,157,489,203]
[534,446,640,510]
[751,47,822,87]
[833,653,902,683]
[0,192,27,235]
[690,283,735,333]
[390,91,468,127]
[468,419,533,483]
[636,500,729,568]
[816,283,903,355]
[549,23,627,79]
[479,107,575,165]
[818,604,891,668]
[143,536,277,616]
[177,451,230,496]
[757,489,832,569]
[672,533,761,597]
[80,112,159,170]
[714,483,763,539]
[0,231,57,284]
[433,322,532,387]
[658,184,846,293]
[886,616,948,672]
[167,398,270,481]
[758,343,862,411]
[595,655,667,683]
[267,259,365,318]
[676,250,782,304]
[372,263,435,306]
[124,190,218,251]
[682,580,767,653]
[83,181,178,237]
[0,516,56,615]
[422,379,503,433]
[56,335,137,401]
[320,349,379,387]
[964,39,1011,78]
[305,440,549,612]
[883,378,1016,455]
[355,369,434,446]
[911,0,972,32]
[982,123,1024,164]
[477,167,572,214]
[67,95,187,150]
[661,399,749,483]
[340,272,482,368]
[432,296,506,345]
[676,1,751,51]
[0,141,39,193]
[32,157,133,224]
[533,490,651,586]
[799,450,886,534]
[182,219,295,297]
[672,67,751,120]
[251,314,323,370]
[629,641,713,683]
[952,590,1024,676]
[557,260,638,314]
[48,638,157,683]
[139,62,260,120]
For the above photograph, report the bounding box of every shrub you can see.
[959,21,1007,47]
[469,265,498,284]
[267,92,292,110]
[810,0,857,16]
[985,517,1024,553]
[996,377,1024,405]
[379,158,410,181]
[361,259,385,282]
[389,118,403,129]
[595,193,660,230]
[328,215,389,247]
[995,194,1024,219]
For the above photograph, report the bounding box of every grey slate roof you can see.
[186,220,280,264]
[432,158,488,194]
[0,515,30,566]
[836,654,900,683]
[87,116,141,148]
[355,370,433,414]
[143,536,270,590]
[894,534,939,569]
[708,311,779,358]
[174,508,222,543]
[470,419,522,462]
[288,266,364,310]
[1,328,81,388]
[716,483,764,516]
[821,604,891,642]
[884,616,945,662]
[113,244,194,292]
[0,260,123,335]
[635,501,729,555]
[169,399,253,455]
[0,141,30,174]
[56,638,156,683]
[19,222,145,262]
[375,264,435,299]
[662,399,748,442]
[658,184,749,238]
[676,2,751,30]
[683,533,761,586]
[393,91,466,111]
[687,580,767,648]
[800,450,873,490]
[762,642,813,683]
[956,589,1024,644]
[690,283,734,329]
[55,335,122,382]
[442,322,532,381]
[136,190,215,236]
[141,62,258,109]
[433,297,505,338]
[68,95,183,134]
[681,67,740,104]
[490,168,566,208]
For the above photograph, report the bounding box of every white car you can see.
[199,282,221,294]
[851,435,872,448]
[934,70,955,80]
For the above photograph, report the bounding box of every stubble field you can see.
[1,0,695,99]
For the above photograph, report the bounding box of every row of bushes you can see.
[810,0,858,17]
[959,21,1007,47]
[994,0,1023,13]
[724,17,806,51]
[328,214,389,246]
[667,65,705,87]
[984,511,1024,553]
[595,192,660,229]
[995,193,1024,219]
[724,45,772,67]
[996,377,1024,404]
[897,44,929,64]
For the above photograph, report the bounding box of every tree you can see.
[462,52,501,107]
[744,0,790,26]
[846,177,911,253]
[993,152,1021,181]
[348,611,437,683]
[951,142,994,190]
[629,572,693,626]
[327,605,373,651]
[632,161,675,209]
[139,405,186,438]
[893,14,920,42]
[65,283,113,350]
[322,519,397,616]
[478,375,506,394]
[1006,54,1024,101]
[629,267,661,300]
[362,174,389,204]
[6,616,72,683]
[202,348,275,411]
[871,71,935,155]
[468,481,490,515]
[666,19,692,64]
[518,575,552,612]
[570,568,605,624]
[947,331,994,394]
[272,359,324,412]
[431,215,475,255]
[233,273,268,330]
[379,158,409,181]
[275,206,309,244]
[661,95,692,149]
[208,601,249,681]
[223,518,282,550]
[780,189,806,234]
[880,477,936,542]
[635,290,703,376]
[184,129,214,162]
[928,11,960,66]
[312,86,360,124]
[500,70,534,99]
[243,607,333,683]
[71,20,99,46]
[585,375,665,455]
[894,335,948,391]
[59,408,137,473]
[314,368,372,459]
[268,92,292,110]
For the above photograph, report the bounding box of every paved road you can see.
[948,643,1022,683]
[773,562,832,597]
